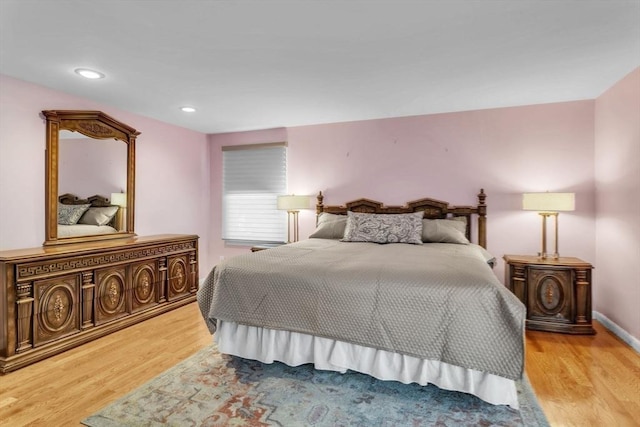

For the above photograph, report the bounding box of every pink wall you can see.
[0,75,213,276]
[209,101,597,285]
[594,67,640,341]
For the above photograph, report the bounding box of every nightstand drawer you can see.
[251,243,285,252]
[527,267,573,323]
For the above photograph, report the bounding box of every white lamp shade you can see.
[522,192,575,212]
[110,192,127,207]
[277,195,310,211]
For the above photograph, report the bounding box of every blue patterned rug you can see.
[82,345,549,426]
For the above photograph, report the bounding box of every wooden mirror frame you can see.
[43,110,140,246]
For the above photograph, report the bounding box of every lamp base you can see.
[286,210,300,243]
[537,252,560,260]
[537,212,561,261]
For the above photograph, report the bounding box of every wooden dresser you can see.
[503,254,595,335]
[0,234,198,373]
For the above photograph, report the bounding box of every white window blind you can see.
[222,143,287,244]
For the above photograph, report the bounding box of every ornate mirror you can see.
[43,110,139,246]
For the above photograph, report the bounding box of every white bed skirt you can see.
[215,320,519,409]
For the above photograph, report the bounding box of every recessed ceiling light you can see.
[180,106,196,113]
[74,68,105,79]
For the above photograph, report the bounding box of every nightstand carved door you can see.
[95,267,128,325]
[167,255,190,301]
[131,261,158,313]
[33,274,81,347]
[527,268,573,324]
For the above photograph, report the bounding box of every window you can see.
[222,143,287,244]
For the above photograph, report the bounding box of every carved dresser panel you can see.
[0,234,198,373]
[503,254,595,335]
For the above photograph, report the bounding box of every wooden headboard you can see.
[316,189,487,248]
[58,193,112,207]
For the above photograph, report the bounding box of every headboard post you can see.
[316,191,324,215]
[477,188,487,249]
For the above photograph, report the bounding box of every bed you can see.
[198,189,526,408]
[57,193,120,237]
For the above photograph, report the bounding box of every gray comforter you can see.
[198,239,525,380]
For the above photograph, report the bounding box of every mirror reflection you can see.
[58,131,128,197]
[56,130,128,238]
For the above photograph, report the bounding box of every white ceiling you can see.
[1,0,638,134]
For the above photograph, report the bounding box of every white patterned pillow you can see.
[421,218,470,244]
[57,203,91,225]
[342,211,423,244]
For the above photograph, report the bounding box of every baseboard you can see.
[593,311,640,354]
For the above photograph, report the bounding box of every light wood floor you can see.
[1,303,638,426]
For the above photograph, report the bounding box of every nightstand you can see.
[250,243,285,252]
[503,255,595,335]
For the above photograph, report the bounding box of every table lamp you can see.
[522,192,575,259]
[277,195,310,243]
[110,192,127,231]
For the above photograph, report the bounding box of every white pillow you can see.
[78,206,119,226]
[309,212,347,239]
[422,218,470,244]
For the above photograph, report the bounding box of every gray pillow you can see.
[309,212,347,239]
[342,211,423,244]
[422,217,470,244]
[57,203,91,225]
[78,206,119,226]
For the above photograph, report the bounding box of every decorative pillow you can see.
[342,211,423,244]
[78,206,119,226]
[309,212,347,239]
[57,203,91,225]
[421,217,470,244]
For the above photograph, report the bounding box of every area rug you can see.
[82,344,549,427]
